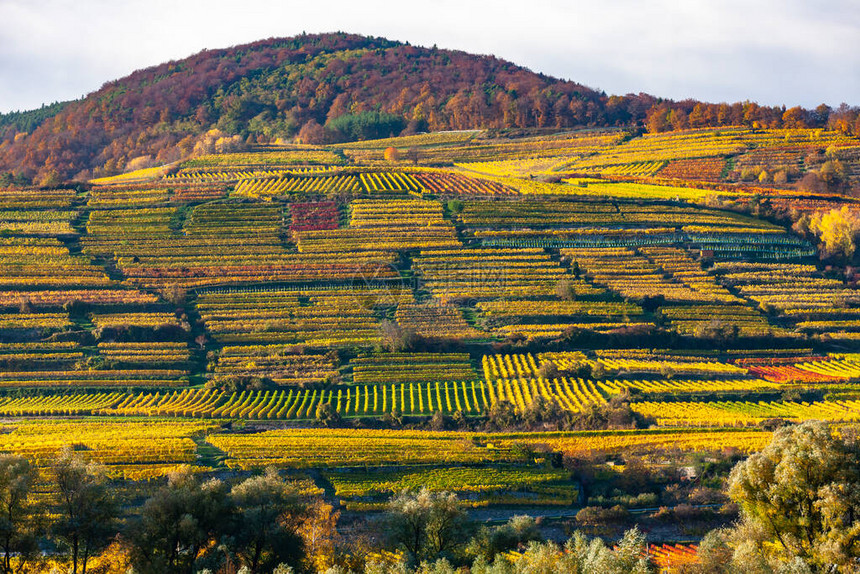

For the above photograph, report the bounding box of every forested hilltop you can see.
[1,32,859,185]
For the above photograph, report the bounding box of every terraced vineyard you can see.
[1,125,860,518]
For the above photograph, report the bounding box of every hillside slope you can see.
[0,33,609,182]
[0,32,856,185]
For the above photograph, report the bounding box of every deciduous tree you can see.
[130,466,230,574]
[381,489,470,563]
[725,421,860,573]
[0,455,40,574]
[795,206,860,259]
[230,468,309,574]
[50,448,119,574]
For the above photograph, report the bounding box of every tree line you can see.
[0,421,856,573]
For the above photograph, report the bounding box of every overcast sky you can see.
[1,0,858,114]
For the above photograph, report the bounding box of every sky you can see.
[0,0,858,114]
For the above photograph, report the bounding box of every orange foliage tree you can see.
[384,147,401,161]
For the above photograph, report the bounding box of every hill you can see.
[2,32,857,185]
[0,32,608,183]
[0,120,857,567]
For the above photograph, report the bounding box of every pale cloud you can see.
[0,0,858,113]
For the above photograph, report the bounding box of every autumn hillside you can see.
[2,32,860,185]
[0,33,603,183]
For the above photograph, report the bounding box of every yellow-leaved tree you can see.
[794,206,860,259]
[384,147,401,161]
[696,421,860,574]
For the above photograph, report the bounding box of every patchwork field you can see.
[1,126,860,527]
